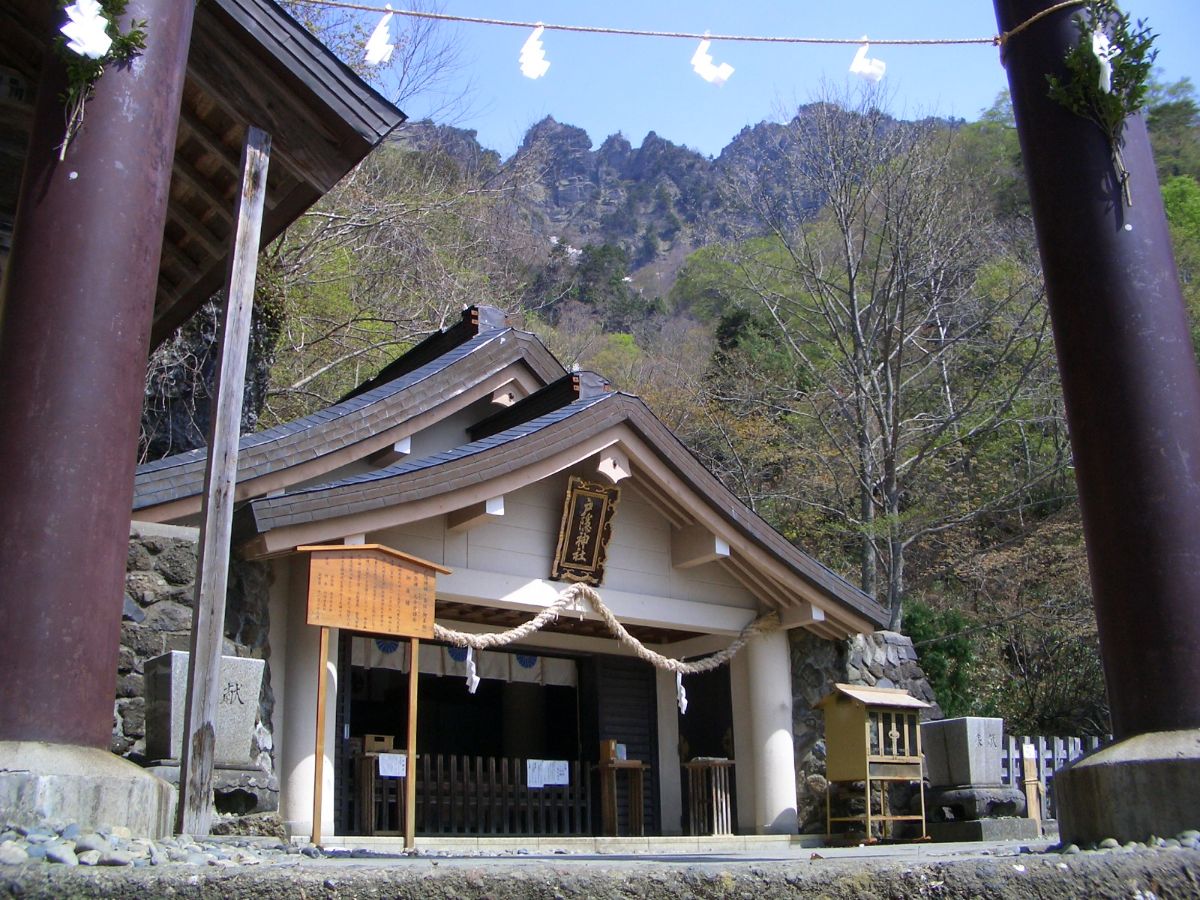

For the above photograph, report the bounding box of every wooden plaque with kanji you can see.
[550,476,621,586]
[299,544,450,638]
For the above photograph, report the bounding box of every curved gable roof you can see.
[239,391,888,634]
[133,322,564,517]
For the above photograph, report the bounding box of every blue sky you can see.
[390,1,1200,159]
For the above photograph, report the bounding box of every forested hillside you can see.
[140,75,1200,738]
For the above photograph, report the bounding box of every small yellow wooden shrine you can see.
[816,683,931,841]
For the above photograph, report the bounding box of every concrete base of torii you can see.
[0,742,176,839]
[1054,729,1200,845]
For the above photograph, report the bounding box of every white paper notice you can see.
[378,753,407,778]
[527,759,569,788]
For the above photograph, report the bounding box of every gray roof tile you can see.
[133,328,564,508]
[243,390,887,628]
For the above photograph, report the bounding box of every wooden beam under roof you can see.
[177,85,300,214]
[186,15,346,193]
[672,523,731,569]
[167,202,228,260]
[177,104,241,180]
[446,496,505,533]
[159,238,204,286]
[627,470,690,530]
[778,602,827,629]
[170,155,236,226]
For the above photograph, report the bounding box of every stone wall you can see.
[790,629,941,832]
[845,632,942,715]
[117,523,275,775]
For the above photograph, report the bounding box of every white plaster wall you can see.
[279,553,339,839]
[604,486,753,608]
[453,477,561,576]
[408,398,495,460]
[283,397,500,495]
[373,516,449,569]
[372,475,758,616]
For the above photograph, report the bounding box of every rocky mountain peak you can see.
[596,133,633,172]
[389,119,500,175]
[520,116,594,156]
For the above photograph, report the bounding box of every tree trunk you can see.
[885,478,905,632]
[858,422,877,598]
[887,534,905,632]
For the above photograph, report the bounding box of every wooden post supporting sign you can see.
[299,545,448,848]
[1021,742,1043,834]
[406,637,420,849]
[312,626,331,845]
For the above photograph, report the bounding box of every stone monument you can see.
[922,717,1036,841]
[144,651,277,813]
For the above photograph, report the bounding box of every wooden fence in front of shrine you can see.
[363,754,592,836]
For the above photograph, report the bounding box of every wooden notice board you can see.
[300,544,450,638]
[298,543,450,848]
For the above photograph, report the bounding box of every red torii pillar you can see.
[0,1,194,837]
[994,0,1200,843]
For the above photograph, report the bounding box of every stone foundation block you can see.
[145,764,279,814]
[1055,728,1200,845]
[0,741,175,838]
[927,816,1041,842]
[926,784,1026,821]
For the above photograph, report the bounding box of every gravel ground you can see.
[3,847,1200,899]
[4,824,1200,900]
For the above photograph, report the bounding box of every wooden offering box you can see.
[816,683,932,841]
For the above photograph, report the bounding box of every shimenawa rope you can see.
[286,0,1088,51]
[433,582,780,676]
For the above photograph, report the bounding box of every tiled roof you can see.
[251,394,610,518]
[136,309,885,627]
[133,326,563,510]
[243,392,888,627]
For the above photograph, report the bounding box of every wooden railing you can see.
[364,754,592,836]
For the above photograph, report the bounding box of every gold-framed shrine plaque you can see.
[299,544,450,638]
[551,476,620,586]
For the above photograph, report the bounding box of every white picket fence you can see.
[999,734,1106,818]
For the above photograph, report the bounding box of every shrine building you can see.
[132,305,889,839]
